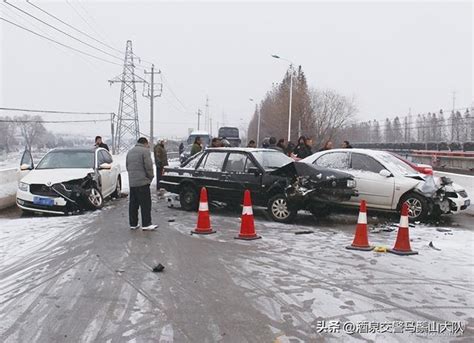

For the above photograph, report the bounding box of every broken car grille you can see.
[29,184,58,197]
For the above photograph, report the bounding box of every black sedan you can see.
[159,148,357,223]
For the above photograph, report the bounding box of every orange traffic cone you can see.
[346,200,373,251]
[235,190,261,240]
[191,187,216,235]
[388,203,418,255]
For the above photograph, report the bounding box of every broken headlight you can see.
[347,179,357,188]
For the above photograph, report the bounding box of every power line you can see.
[26,0,123,57]
[161,73,188,110]
[5,0,125,63]
[0,107,112,115]
[0,16,123,67]
[0,119,110,123]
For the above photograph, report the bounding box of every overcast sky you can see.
[1,0,472,140]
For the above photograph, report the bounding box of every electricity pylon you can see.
[108,40,146,153]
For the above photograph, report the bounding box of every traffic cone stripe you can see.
[242,206,253,216]
[357,211,367,224]
[199,202,209,212]
[399,214,409,228]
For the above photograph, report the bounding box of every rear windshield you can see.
[187,135,211,145]
[251,151,292,170]
[218,127,239,138]
[36,151,94,169]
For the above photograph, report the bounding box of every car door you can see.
[102,149,118,195]
[195,151,229,200]
[348,152,395,208]
[96,150,112,195]
[19,149,34,180]
[223,152,262,203]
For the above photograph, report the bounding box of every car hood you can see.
[270,161,353,181]
[21,168,94,185]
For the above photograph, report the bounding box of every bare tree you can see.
[16,115,47,150]
[0,116,18,153]
[309,88,357,148]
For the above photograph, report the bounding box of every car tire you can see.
[87,187,104,210]
[399,192,428,222]
[267,194,297,223]
[111,177,121,199]
[180,185,199,211]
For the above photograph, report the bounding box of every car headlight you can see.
[347,179,357,188]
[18,182,29,192]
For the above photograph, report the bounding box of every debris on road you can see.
[428,241,442,251]
[294,230,314,235]
[152,263,165,272]
[436,228,452,233]
[374,246,388,253]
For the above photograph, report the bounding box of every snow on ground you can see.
[166,204,474,341]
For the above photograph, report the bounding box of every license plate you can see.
[465,200,470,207]
[33,197,54,206]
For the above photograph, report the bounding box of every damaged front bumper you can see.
[17,173,100,214]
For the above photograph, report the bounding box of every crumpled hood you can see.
[21,168,94,185]
[270,161,353,181]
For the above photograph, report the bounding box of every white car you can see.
[302,149,470,221]
[16,148,121,215]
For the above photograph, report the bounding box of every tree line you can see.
[0,114,89,153]
[342,109,474,144]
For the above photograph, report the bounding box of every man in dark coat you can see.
[95,136,109,151]
[293,136,312,159]
[126,137,157,231]
[153,139,169,191]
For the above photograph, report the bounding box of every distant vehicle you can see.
[218,126,241,147]
[16,148,121,215]
[302,148,470,221]
[159,148,357,223]
[388,152,433,175]
[186,131,212,147]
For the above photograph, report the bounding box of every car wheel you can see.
[111,177,121,198]
[87,187,104,209]
[267,194,297,223]
[399,193,428,221]
[180,185,198,211]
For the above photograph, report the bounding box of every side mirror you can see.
[379,169,392,177]
[247,167,261,176]
[20,163,32,171]
[99,163,112,170]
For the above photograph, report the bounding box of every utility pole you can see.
[205,96,210,133]
[452,90,456,111]
[197,109,202,130]
[144,64,162,147]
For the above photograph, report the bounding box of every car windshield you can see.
[218,127,239,138]
[187,135,211,146]
[36,151,94,169]
[378,152,418,175]
[252,151,293,170]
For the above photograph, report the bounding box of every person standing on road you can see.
[341,140,353,148]
[247,140,256,148]
[178,142,184,155]
[277,138,286,152]
[211,137,221,147]
[293,136,312,159]
[153,139,169,191]
[268,136,284,152]
[190,136,202,156]
[126,137,157,231]
[94,136,109,151]
[319,140,333,151]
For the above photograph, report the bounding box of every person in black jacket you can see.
[293,136,312,159]
[95,136,109,151]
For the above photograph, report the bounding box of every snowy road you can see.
[0,193,473,342]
